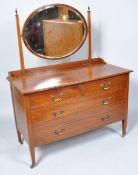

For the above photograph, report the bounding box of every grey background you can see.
[0,0,138,174]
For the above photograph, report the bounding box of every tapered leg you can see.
[29,145,35,168]
[17,130,23,144]
[122,75,129,137]
[122,119,127,137]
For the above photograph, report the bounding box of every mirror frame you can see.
[22,3,88,60]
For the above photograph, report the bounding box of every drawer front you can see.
[33,108,124,146]
[28,85,82,109]
[83,74,127,97]
[31,89,125,126]
[28,74,127,110]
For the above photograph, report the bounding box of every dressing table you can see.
[7,4,132,168]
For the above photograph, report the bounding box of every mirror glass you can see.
[22,4,87,60]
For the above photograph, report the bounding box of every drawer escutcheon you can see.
[101,81,111,90]
[51,93,64,102]
[102,97,111,105]
[52,110,64,119]
[54,128,65,135]
[100,114,111,121]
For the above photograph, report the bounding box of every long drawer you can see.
[28,85,82,110]
[31,89,125,126]
[33,108,124,146]
[83,74,127,97]
[28,74,127,110]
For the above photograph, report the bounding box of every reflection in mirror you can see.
[23,4,87,60]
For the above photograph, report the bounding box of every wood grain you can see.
[33,108,124,146]
[15,11,25,74]
[28,74,127,110]
[31,89,125,127]
[87,7,92,62]
[8,58,132,94]
[28,84,82,110]
[10,84,29,143]
[8,58,132,167]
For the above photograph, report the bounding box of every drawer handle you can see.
[101,114,111,121]
[52,110,64,119]
[101,82,111,90]
[54,128,65,135]
[102,97,111,105]
[51,93,64,102]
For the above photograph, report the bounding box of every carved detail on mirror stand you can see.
[15,9,26,75]
[87,6,92,63]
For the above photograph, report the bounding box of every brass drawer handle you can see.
[102,97,111,105]
[101,114,111,121]
[52,110,64,119]
[101,82,111,90]
[54,128,65,135]
[51,93,64,102]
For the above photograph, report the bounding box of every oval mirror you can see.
[22,4,87,60]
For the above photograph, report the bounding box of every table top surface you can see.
[8,58,132,94]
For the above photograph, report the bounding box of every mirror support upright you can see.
[87,6,92,63]
[15,9,26,75]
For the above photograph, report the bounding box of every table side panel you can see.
[11,85,29,143]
